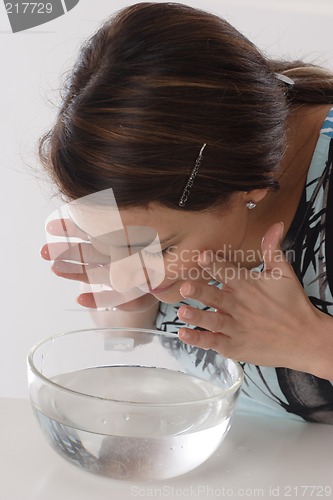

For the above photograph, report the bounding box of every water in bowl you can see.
[33,366,232,481]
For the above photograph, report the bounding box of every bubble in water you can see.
[123,414,130,421]
[101,417,107,425]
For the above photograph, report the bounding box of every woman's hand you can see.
[40,218,158,312]
[177,222,329,375]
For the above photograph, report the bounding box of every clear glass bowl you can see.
[27,328,243,481]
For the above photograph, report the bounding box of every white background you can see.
[1,0,333,398]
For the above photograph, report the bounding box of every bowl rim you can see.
[27,327,244,407]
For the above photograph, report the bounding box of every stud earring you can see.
[247,201,256,209]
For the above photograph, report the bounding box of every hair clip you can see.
[179,143,207,207]
[274,73,295,88]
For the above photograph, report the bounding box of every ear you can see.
[244,188,269,205]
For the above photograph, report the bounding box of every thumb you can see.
[261,222,286,272]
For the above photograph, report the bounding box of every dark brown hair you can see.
[39,2,333,210]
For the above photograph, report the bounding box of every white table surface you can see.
[2,398,332,500]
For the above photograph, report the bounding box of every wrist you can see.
[301,308,333,380]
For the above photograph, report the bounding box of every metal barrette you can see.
[274,73,295,89]
[178,143,207,207]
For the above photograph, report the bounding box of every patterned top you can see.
[156,108,333,424]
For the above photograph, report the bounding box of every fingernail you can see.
[279,221,285,239]
[52,261,67,273]
[178,306,193,320]
[40,246,50,259]
[180,283,195,298]
[179,329,191,341]
[198,251,211,266]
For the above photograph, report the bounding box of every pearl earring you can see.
[247,201,256,209]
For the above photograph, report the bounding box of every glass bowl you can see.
[27,328,243,481]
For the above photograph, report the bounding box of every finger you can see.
[77,292,98,308]
[261,222,290,275]
[178,327,230,352]
[46,218,89,240]
[78,290,126,309]
[261,222,284,268]
[52,261,111,285]
[40,243,52,260]
[77,291,158,312]
[52,260,87,282]
[110,293,159,312]
[179,281,229,311]
[40,241,110,264]
[77,289,151,310]
[177,305,233,335]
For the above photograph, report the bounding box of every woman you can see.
[40,2,333,423]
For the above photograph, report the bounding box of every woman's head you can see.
[40,2,294,211]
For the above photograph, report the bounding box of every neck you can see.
[241,104,332,264]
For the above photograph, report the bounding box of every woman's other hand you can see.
[177,223,326,375]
